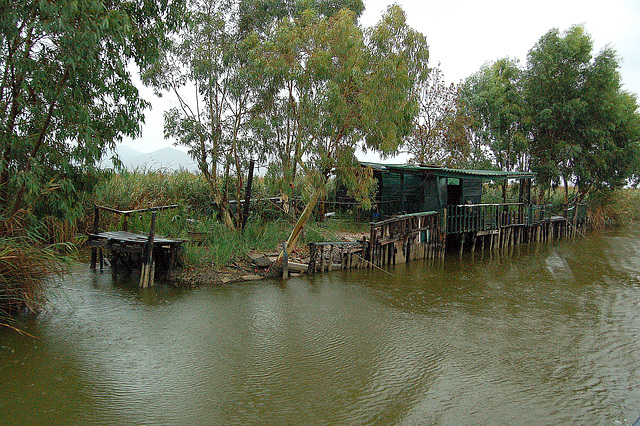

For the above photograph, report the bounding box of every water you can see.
[2,226,640,424]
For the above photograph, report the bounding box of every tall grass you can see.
[587,188,640,228]
[0,215,74,329]
[183,217,293,267]
[91,170,299,268]
[92,169,213,212]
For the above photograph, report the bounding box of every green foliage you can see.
[460,58,528,173]
[92,169,212,213]
[524,25,640,196]
[0,216,75,325]
[91,169,295,267]
[237,0,364,36]
[0,0,185,220]
[183,216,292,266]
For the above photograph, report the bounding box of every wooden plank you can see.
[96,204,179,215]
[288,262,308,273]
[89,231,183,245]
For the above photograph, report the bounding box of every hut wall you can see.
[461,178,482,204]
[404,173,426,214]
[423,177,441,212]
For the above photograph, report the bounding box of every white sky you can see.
[122,0,640,154]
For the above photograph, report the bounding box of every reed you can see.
[92,168,213,214]
[0,215,74,328]
[182,217,293,267]
[587,188,640,229]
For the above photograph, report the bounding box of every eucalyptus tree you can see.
[460,58,528,200]
[524,25,640,201]
[276,4,429,259]
[0,0,184,219]
[146,0,259,229]
[246,0,364,205]
[248,14,307,205]
[238,0,364,36]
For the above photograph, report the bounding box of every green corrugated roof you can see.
[361,162,535,180]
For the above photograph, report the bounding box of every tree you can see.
[524,25,640,201]
[276,4,428,259]
[238,0,364,36]
[146,0,258,229]
[0,0,184,219]
[247,0,366,206]
[406,66,475,167]
[461,58,529,200]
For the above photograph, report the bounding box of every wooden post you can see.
[139,212,156,288]
[91,205,99,269]
[308,243,317,275]
[282,244,289,280]
[328,244,334,272]
[241,159,255,231]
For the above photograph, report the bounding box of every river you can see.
[2,225,640,424]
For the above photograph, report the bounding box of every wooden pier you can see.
[294,202,587,277]
[88,205,184,287]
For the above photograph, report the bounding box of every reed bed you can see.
[0,215,74,328]
[588,188,640,228]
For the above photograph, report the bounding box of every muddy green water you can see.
[2,226,640,425]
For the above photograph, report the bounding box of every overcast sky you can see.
[122,0,640,154]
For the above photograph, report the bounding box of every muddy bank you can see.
[170,230,368,287]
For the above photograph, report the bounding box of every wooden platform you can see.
[88,231,185,273]
[88,231,184,252]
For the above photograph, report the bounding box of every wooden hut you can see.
[362,162,535,218]
[306,163,588,273]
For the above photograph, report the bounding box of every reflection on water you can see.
[2,226,640,424]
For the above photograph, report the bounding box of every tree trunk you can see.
[276,185,323,264]
[502,180,507,203]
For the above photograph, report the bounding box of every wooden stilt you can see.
[139,212,156,288]
[282,245,289,279]
[328,245,334,272]
[308,243,317,275]
[91,205,99,270]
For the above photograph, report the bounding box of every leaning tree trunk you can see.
[276,186,323,264]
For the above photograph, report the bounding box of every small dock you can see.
[88,205,184,287]
[88,231,183,267]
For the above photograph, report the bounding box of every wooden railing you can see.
[446,203,554,234]
[368,211,444,265]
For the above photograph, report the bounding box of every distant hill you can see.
[101,146,198,172]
